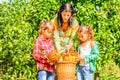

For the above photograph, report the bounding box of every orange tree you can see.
[0,0,120,80]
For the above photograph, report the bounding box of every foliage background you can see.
[0,0,120,80]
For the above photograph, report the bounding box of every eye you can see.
[63,14,66,16]
[67,14,70,17]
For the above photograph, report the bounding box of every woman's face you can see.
[61,11,71,23]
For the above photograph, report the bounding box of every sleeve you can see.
[78,46,80,54]
[67,19,79,50]
[53,31,62,50]
[85,42,99,63]
[71,19,79,41]
[51,17,62,50]
[51,16,58,30]
[32,38,46,63]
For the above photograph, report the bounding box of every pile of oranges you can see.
[62,52,78,62]
[47,50,78,63]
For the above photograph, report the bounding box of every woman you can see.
[51,3,79,52]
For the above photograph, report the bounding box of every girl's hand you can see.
[79,55,84,60]
[47,60,54,65]
[75,55,84,62]
[49,62,54,65]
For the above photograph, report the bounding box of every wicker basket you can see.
[56,61,77,80]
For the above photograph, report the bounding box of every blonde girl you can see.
[32,20,55,80]
[76,26,99,80]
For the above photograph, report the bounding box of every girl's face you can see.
[61,11,71,23]
[42,26,53,39]
[78,28,89,42]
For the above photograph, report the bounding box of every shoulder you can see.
[37,36,42,40]
[51,15,58,30]
[51,15,58,24]
[72,18,79,29]
[49,38,54,42]
[35,36,42,42]
[72,18,78,25]
[90,41,98,48]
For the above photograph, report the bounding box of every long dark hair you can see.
[57,3,74,27]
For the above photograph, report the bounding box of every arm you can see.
[66,19,79,51]
[51,18,62,51]
[32,37,46,63]
[85,42,99,63]
[53,30,62,51]
[71,19,79,40]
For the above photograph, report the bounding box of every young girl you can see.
[76,26,99,80]
[32,20,55,80]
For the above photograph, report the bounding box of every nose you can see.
[65,16,68,19]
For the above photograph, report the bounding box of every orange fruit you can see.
[72,56,76,61]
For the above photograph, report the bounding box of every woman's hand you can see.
[57,47,64,52]
[65,45,71,52]
[66,40,73,52]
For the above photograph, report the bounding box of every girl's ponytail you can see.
[88,26,94,40]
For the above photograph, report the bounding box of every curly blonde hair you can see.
[38,19,54,36]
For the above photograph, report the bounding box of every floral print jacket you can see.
[51,17,79,51]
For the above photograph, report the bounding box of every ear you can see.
[77,32,80,36]
[41,28,45,34]
[88,26,93,31]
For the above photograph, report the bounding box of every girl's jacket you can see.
[77,42,99,72]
